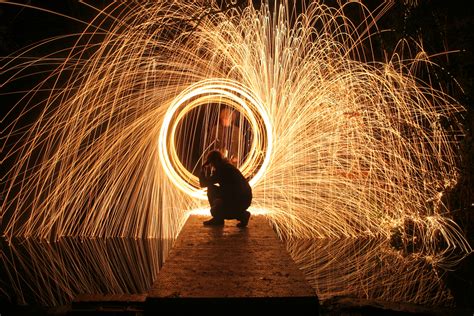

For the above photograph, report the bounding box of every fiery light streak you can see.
[1,0,472,305]
[158,78,272,199]
[285,236,454,305]
[1,238,164,306]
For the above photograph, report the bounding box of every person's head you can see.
[203,150,224,168]
[219,108,234,127]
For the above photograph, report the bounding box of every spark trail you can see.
[1,0,471,277]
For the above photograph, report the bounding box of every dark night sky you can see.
[1,0,473,106]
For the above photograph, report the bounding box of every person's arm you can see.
[199,167,220,187]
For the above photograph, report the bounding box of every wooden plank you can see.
[146,215,319,313]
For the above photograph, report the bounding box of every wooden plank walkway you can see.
[71,215,319,314]
[146,215,319,314]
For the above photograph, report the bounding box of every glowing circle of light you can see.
[158,78,273,199]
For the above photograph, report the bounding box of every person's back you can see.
[215,161,252,204]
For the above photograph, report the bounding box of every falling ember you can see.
[1,0,472,277]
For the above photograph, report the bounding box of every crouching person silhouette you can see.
[199,150,252,227]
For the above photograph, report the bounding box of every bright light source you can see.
[158,79,272,199]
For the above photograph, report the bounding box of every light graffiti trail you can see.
[1,1,472,305]
[158,78,272,199]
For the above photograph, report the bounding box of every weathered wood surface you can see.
[147,215,317,299]
[145,215,319,314]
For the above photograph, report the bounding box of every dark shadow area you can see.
[146,297,319,316]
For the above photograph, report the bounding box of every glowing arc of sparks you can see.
[158,78,273,199]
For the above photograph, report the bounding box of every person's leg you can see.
[204,185,225,226]
[210,198,225,222]
[236,198,251,227]
[221,197,251,227]
[207,184,221,207]
[236,209,251,227]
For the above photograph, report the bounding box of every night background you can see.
[1,0,473,315]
